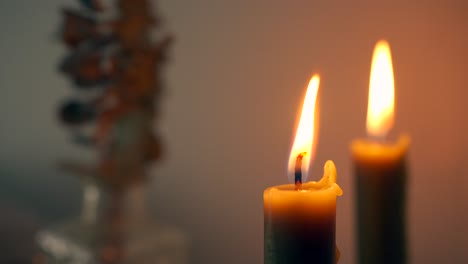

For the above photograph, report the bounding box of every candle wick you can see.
[294,152,307,190]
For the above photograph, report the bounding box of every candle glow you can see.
[367,40,395,138]
[265,74,342,264]
[352,39,409,264]
[288,75,320,183]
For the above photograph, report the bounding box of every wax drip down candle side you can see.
[264,75,343,264]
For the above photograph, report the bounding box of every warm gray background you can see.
[0,0,467,263]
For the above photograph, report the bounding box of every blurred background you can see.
[0,0,467,263]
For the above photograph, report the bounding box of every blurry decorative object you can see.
[350,40,409,264]
[37,0,188,263]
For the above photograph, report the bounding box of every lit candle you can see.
[264,75,343,264]
[351,40,410,264]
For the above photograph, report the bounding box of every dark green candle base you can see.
[355,158,407,264]
[265,215,335,264]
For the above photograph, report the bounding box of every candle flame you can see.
[367,40,395,138]
[288,74,320,183]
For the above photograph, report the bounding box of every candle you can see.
[351,40,410,264]
[264,75,343,264]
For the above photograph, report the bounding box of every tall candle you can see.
[264,75,343,264]
[351,40,410,264]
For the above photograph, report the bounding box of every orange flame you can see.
[288,74,320,182]
[367,40,395,138]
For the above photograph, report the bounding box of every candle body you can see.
[351,135,409,264]
[264,182,339,264]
